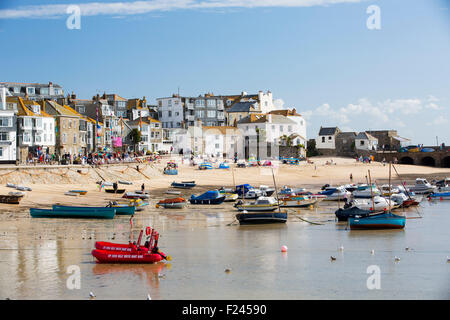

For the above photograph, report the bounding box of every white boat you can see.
[16,186,32,191]
[6,183,17,188]
[390,193,409,206]
[64,192,78,196]
[352,186,381,198]
[280,186,306,195]
[166,190,181,195]
[319,186,351,201]
[259,185,275,196]
[380,184,400,196]
[279,194,321,208]
[234,197,279,212]
[352,196,392,211]
[238,188,263,199]
[408,178,436,194]
[435,178,450,192]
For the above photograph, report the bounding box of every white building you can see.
[355,132,378,151]
[268,109,307,147]
[0,87,17,163]
[316,127,340,150]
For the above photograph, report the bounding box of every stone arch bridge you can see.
[373,151,450,168]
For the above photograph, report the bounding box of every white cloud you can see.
[0,0,364,19]
[427,115,448,126]
[273,98,285,109]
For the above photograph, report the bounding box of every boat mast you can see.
[368,170,375,212]
[271,166,282,214]
[388,162,392,212]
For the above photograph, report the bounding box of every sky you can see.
[0,0,449,145]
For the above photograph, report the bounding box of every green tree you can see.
[130,128,142,152]
[307,139,319,157]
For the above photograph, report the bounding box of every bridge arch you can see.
[442,156,450,168]
[420,156,436,167]
[399,156,414,165]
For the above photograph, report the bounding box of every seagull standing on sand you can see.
[339,246,344,251]
[147,294,151,300]
[89,292,96,299]
[394,257,401,262]
[330,256,336,261]
[371,250,375,255]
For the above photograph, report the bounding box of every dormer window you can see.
[32,105,40,114]
[26,87,35,95]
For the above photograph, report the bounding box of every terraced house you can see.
[0,81,64,101]
[126,117,163,153]
[40,100,83,156]
[7,96,55,163]
[0,86,17,164]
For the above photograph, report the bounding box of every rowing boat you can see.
[31,207,116,219]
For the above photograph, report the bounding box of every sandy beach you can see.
[0,156,448,215]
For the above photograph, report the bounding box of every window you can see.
[215,144,220,149]
[195,99,205,107]
[271,125,275,130]
[14,87,20,93]
[207,99,216,107]
[35,134,42,143]
[280,125,284,132]
[215,135,220,140]
[322,137,325,143]
[168,100,172,107]
[77,106,85,113]
[69,120,72,128]
[44,134,47,142]
[0,132,8,141]
[62,133,67,144]
[360,141,365,146]
[44,123,47,130]
[54,89,61,95]
[158,101,162,107]
[35,118,42,128]
[0,117,12,127]
[207,110,216,118]
[288,125,292,132]
[26,87,35,95]
[174,100,179,105]
[0,147,3,157]
[40,87,49,95]
[23,132,31,143]
[328,136,332,140]
[73,134,77,143]
[195,110,204,118]
[168,111,172,117]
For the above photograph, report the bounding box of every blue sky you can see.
[0,0,449,145]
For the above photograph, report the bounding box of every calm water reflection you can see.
[0,201,449,299]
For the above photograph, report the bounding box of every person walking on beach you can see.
[141,183,145,193]
[113,182,118,193]
[350,173,353,182]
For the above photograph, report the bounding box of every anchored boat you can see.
[31,206,116,219]
[349,211,406,229]
[190,190,226,205]
[234,196,279,212]
[279,194,321,208]
[156,197,187,209]
[171,181,196,189]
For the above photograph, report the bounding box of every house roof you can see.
[44,100,80,117]
[227,102,258,113]
[0,82,63,88]
[7,97,52,117]
[318,127,339,136]
[269,109,302,117]
[237,114,296,125]
[356,132,378,141]
[126,116,160,127]
[202,126,241,135]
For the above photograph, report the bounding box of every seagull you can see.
[147,294,151,300]
[405,247,410,251]
[225,268,231,273]
[330,256,336,261]
[371,250,375,255]
[89,292,96,299]
[394,257,401,262]
[339,246,344,251]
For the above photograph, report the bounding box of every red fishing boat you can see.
[92,227,171,264]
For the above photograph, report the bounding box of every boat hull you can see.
[110,205,136,215]
[349,212,406,229]
[105,189,126,194]
[92,249,165,264]
[31,208,116,219]
[171,182,196,189]
[189,196,226,205]
[236,211,287,224]
[0,194,23,204]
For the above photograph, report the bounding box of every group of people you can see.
[356,155,375,163]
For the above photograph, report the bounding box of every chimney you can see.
[49,82,53,87]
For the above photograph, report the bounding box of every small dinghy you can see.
[129,198,149,211]
[64,192,79,196]
[6,183,17,188]
[97,181,113,187]
[92,228,170,264]
[166,190,181,195]
[31,207,116,219]
[198,162,213,170]
[189,190,226,205]
[16,186,32,191]
[105,189,126,194]
[428,192,450,200]
[156,197,187,209]
[122,192,149,200]
[279,195,320,208]
[106,202,136,215]
[68,190,87,195]
[118,180,133,185]
[0,193,24,204]
[171,181,196,189]
[349,211,406,230]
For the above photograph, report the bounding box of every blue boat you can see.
[198,162,213,170]
[218,163,230,169]
[164,168,178,175]
[105,203,136,215]
[349,212,406,230]
[236,211,287,225]
[31,207,116,219]
[190,190,226,205]
[235,184,254,196]
[171,181,196,189]
[428,192,450,200]
[335,207,375,222]
[53,204,131,215]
